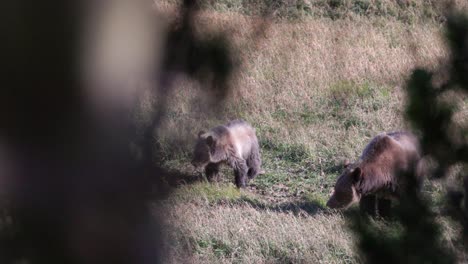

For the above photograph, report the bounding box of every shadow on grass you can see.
[151,167,206,196]
[160,168,331,217]
[276,201,327,215]
[236,196,328,216]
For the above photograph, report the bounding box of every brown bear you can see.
[326,131,424,216]
[191,120,262,188]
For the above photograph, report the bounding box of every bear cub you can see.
[326,131,424,216]
[191,120,262,188]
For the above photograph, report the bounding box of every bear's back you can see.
[361,132,418,164]
[226,120,256,159]
[387,132,420,158]
[358,131,421,194]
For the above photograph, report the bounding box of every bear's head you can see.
[191,131,216,168]
[326,165,363,209]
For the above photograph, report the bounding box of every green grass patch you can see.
[271,108,289,121]
[168,182,268,207]
[252,148,338,201]
[194,238,234,258]
[303,192,329,208]
[327,242,357,263]
[260,138,310,163]
[329,80,374,106]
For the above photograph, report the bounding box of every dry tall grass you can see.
[164,204,356,263]
[159,0,468,22]
[157,183,465,263]
[159,184,358,264]
[147,7,448,161]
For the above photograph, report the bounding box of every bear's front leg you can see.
[359,195,377,216]
[205,163,220,182]
[247,167,259,180]
[377,198,392,218]
[232,161,249,188]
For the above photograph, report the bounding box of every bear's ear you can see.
[206,135,216,148]
[198,131,206,138]
[351,167,362,183]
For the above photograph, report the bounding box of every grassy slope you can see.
[148,2,468,263]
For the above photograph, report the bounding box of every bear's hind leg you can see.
[247,167,259,180]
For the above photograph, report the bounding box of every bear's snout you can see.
[326,196,339,209]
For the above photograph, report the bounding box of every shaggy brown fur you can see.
[326,131,424,216]
[191,120,262,188]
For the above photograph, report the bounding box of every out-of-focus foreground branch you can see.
[0,0,240,263]
[349,9,468,264]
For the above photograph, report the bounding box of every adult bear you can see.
[191,120,262,188]
[326,131,424,216]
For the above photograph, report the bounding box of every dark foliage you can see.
[0,0,236,263]
[350,10,468,264]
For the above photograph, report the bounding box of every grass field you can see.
[147,1,468,263]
